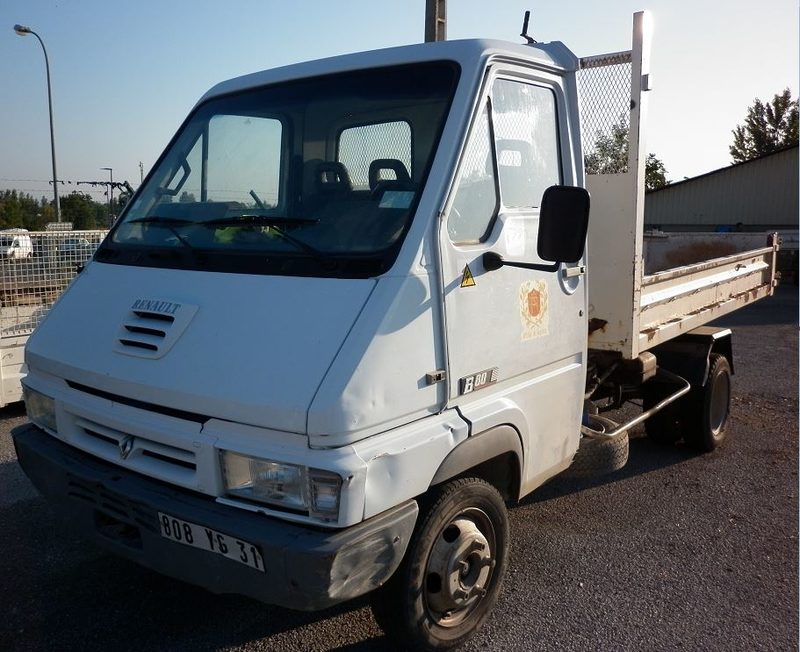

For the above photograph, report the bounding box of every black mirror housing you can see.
[537,186,590,264]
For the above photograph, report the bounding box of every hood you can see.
[26,262,375,434]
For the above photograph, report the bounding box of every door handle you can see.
[562,265,586,279]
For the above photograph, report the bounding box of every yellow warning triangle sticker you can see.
[460,264,476,288]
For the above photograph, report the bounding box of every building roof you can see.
[648,144,799,195]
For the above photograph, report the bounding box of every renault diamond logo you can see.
[118,435,135,460]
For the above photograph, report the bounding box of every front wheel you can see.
[370,477,509,651]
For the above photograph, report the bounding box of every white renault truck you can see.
[13,12,778,651]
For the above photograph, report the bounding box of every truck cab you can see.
[16,37,587,649]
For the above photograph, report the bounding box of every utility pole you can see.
[425,0,446,42]
[139,161,144,184]
[14,24,61,221]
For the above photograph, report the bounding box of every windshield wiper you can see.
[128,216,196,225]
[127,214,324,258]
[203,216,319,226]
[127,216,196,250]
[198,216,323,257]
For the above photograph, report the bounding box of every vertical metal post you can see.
[628,11,652,189]
[101,167,113,223]
[109,168,114,221]
[425,0,446,42]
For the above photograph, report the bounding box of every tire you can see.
[370,478,509,651]
[643,381,683,444]
[567,414,629,476]
[683,354,732,452]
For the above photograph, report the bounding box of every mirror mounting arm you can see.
[482,251,559,273]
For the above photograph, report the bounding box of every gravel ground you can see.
[0,286,796,652]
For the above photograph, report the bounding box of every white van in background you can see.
[0,229,33,259]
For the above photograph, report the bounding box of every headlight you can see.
[23,386,57,432]
[220,450,342,520]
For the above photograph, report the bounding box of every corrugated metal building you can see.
[644,145,798,231]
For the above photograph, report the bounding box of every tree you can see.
[645,153,668,191]
[584,119,629,175]
[584,115,669,190]
[730,88,798,163]
[0,189,109,230]
[60,192,97,230]
[0,190,48,229]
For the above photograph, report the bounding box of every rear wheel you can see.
[683,354,732,452]
[370,477,508,651]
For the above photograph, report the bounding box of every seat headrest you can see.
[368,159,411,191]
[316,162,351,192]
[495,139,532,167]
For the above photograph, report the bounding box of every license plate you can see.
[158,512,265,573]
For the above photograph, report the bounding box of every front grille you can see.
[73,417,197,484]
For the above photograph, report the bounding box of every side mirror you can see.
[537,185,590,264]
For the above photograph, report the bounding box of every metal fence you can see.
[578,52,633,175]
[0,230,108,339]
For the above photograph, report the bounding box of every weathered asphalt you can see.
[0,286,796,651]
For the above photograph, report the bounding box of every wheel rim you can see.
[709,371,730,436]
[423,508,496,628]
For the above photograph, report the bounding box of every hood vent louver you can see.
[115,301,198,359]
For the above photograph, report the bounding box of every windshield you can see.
[104,61,459,278]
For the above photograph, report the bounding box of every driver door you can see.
[439,68,587,490]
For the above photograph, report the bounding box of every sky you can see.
[1,0,797,203]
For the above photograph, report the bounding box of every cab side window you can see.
[447,102,499,243]
[447,79,562,244]
[491,79,561,209]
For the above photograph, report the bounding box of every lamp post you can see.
[13,24,60,222]
[100,167,113,224]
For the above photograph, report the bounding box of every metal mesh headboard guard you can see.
[578,51,633,175]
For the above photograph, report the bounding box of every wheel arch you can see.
[429,425,523,502]
[650,326,734,387]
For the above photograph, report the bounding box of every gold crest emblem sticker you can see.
[519,280,549,340]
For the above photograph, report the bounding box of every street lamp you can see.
[13,23,61,222]
[100,167,113,224]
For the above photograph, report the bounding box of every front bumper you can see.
[13,424,418,611]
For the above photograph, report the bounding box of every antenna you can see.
[520,10,536,44]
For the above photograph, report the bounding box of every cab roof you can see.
[199,38,578,105]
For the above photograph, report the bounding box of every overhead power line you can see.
[76,180,135,194]
[4,188,107,195]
